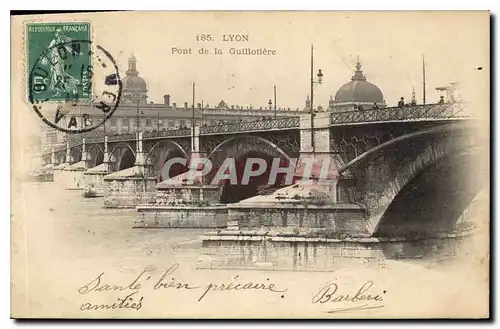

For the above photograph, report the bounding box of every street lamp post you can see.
[201,100,204,126]
[103,111,106,135]
[310,44,323,153]
[274,84,277,119]
[157,109,160,137]
[192,82,196,151]
[133,92,145,136]
[135,95,140,134]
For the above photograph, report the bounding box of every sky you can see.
[12,11,490,142]
[85,11,488,109]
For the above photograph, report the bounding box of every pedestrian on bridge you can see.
[398,97,405,107]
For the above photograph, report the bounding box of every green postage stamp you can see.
[26,22,92,102]
[25,21,122,133]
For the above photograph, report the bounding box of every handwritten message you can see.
[77,263,287,311]
[77,263,387,314]
[312,280,386,314]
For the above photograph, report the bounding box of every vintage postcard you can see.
[11,11,490,318]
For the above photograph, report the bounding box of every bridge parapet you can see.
[85,134,106,144]
[45,103,471,157]
[200,116,300,135]
[67,132,102,146]
[52,145,67,153]
[107,132,137,142]
[143,128,191,139]
[330,102,470,125]
[65,128,193,145]
[68,138,83,148]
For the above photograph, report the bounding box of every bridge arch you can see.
[55,150,66,165]
[207,135,292,203]
[110,142,136,172]
[339,122,486,237]
[146,140,189,182]
[70,146,82,164]
[42,153,52,166]
[339,123,474,174]
[87,144,105,168]
[374,147,485,238]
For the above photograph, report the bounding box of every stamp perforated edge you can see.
[22,18,94,104]
[21,18,123,134]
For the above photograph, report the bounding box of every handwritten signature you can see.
[312,280,386,313]
[77,263,287,311]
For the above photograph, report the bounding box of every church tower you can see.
[304,95,311,111]
[121,55,148,104]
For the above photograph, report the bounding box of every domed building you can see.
[329,58,386,111]
[38,53,307,154]
[121,55,148,104]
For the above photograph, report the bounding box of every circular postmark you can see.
[28,39,122,134]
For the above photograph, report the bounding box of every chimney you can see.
[184,102,188,108]
[173,102,177,110]
[163,94,171,106]
[197,103,201,109]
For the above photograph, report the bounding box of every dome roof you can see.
[335,80,384,103]
[334,59,384,104]
[122,75,147,90]
[122,55,147,91]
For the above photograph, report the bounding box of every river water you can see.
[11,181,489,318]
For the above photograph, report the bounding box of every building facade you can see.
[40,55,308,152]
[39,55,401,154]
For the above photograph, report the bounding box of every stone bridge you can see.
[43,102,487,237]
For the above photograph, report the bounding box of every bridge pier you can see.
[66,140,71,164]
[103,132,157,208]
[66,138,88,190]
[134,132,147,175]
[81,138,89,163]
[294,111,339,200]
[53,141,71,182]
[102,135,111,172]
[135,125,226,228]
[52,139,87,190]
[50,147,56,166]
[197,112,379,271]
[34,147,56,181]
[83,136,110,198]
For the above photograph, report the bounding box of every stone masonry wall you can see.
[55,170,86,190]
[199,233,473,271]
[135,206,228,228]
[83,173,108,197]
[155,186,222,205]
[103,178,157,208]
[228,205,368,236]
